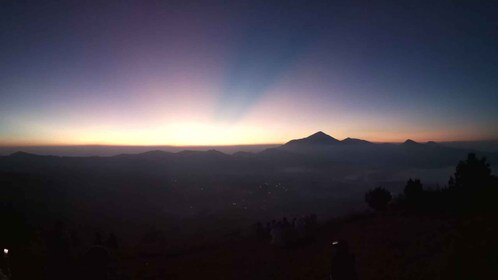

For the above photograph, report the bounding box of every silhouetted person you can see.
[281,218,291,246]
[282,217,290,227]
[82,246,111,280]
[308,214,317,238]
[71,230,81,248]
[283,217,298,246]
[106,233,118,250]
[47,221,73,279]
[0,252,11,280]
[265,222,272,240]
[0,269,7,280]
[94,232,103,246]
[270,221,284,247]
[330,240,358,280]
[0,268,8,280]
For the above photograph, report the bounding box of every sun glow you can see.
[30,122,275,146]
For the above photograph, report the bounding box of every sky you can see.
[1,0,498,146]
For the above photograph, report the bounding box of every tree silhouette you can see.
[365,187,392,211]
[447,153,498,212]
[404,178,423,200]
[454,153,492,189]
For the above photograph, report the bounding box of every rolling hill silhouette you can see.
[341,137,372,145]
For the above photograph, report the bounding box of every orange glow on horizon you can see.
[0,127,494,147]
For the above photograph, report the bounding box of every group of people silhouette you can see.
[45,222,118,280]
[255,215,358,279]
[255,214,318,247]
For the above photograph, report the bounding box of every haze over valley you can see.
[3,132,497,238]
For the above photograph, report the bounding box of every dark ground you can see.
[113,211,498,280]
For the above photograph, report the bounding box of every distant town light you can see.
[3,248,8,254]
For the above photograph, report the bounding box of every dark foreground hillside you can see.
[3,209,496,279]
[1,152,497,279]
[117,211,498,280]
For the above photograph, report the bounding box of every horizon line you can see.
[2,138,498,148]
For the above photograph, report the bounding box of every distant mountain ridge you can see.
[283,131,372,148]
[3,131,498,169]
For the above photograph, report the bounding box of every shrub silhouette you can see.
[365,187,392,211]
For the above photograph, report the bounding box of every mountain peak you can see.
[310,131,327,137]
[308,131,337,140]
[284,131,340,147]
[402,139,422,147]
[403,139,418,144]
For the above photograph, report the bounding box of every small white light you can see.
[3,249,8,254]
[332,241,339,245]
